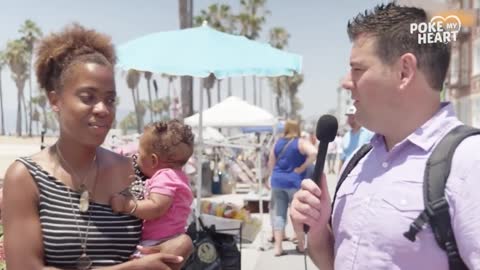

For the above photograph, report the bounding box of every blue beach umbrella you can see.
[117,22,302,232]
[117,23,302,78]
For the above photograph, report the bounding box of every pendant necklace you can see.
[56,144,97,213]
[56,143,98,269]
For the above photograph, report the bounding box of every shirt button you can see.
[382,162,389,168]
[351,236,359,244]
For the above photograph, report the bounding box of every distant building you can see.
[443,0,480,127]
[336,84,353,133]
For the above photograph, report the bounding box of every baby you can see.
[110,120,194,264]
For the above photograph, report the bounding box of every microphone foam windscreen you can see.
[316,114,338,142]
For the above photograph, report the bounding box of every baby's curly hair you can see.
[35,23,116,93]
[143,120,195,166]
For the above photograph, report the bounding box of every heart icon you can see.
[430,15,462,33]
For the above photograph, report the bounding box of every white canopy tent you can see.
[184,96,276,128]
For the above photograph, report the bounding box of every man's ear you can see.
[151,153,159,168]
[48,91,60,112]
[398,53,417,91]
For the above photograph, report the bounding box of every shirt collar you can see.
[370,102,459,152]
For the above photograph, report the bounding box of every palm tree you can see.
[31,94,48,133]
[203,74,215,108]
[285,72,304,118]
[126,69,142,133]
[0,51,6,135]
[238,0,269,104]
[179,0,194,117]
[194,4,233,32]
[268,76,286,117]
[268,27,290,117]
[161,74,178,102]
[119,112,137,135]
[144,71,154,123]
[19,19,42,136]
[195,3,235,105]
[5,39,29,136]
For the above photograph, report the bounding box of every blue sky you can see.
[1,0,445,133]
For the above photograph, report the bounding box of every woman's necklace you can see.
[55,143,97,212]
[55,143,99,270]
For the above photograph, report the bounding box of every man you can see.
[338,105,373,172]
[290,3,480,270]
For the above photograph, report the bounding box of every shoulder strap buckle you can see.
[403,211,429,242]
[426,198,449,217]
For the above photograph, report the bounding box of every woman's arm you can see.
[3,161,48,270]
[267,142,277,175]
[295,138,318,174]
[111,193,173,220]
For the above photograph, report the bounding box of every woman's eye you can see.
[107,97,117,105]
[79,94,95,104]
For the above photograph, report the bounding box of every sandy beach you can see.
[0,135,58,180]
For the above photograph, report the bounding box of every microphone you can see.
[304,114,338,234]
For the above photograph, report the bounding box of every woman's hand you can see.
[110,194,129,213]
[294,167,305,174]
[130,253,183,270]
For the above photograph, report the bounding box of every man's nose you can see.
[341,73,354,90]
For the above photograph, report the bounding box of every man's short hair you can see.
[347,3,451,91]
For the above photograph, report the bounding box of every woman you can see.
[268,120,317,256]
[2,24,191,269]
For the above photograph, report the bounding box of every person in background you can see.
[326,132,341,174]
[267,120,317,256]
[338,105,373,172]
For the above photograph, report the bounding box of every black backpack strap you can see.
[329,144,373,226]
[404,125,480,270]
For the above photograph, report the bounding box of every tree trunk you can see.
[0,70,5,135]
[146,78,153,123]
[206,88,212,108]
[41,106,47,131]
[130,89,141,134]
[179,0,194,117]
[242,77,247,100]
[283,88,289,119]
[258,77,263,107]
[28,53,33,136]
[21,91,28,133]
[275,95,281,117]
[216,80,221,103]
[275,78,282,117]
[16,82,24,136]
[252,76,257,105]
[290,93,296,118]
[228,78,232,97]
[135,87,143,133]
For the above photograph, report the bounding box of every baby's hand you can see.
[110,193,128,213]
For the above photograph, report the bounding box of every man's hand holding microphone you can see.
[290,115,337,270]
